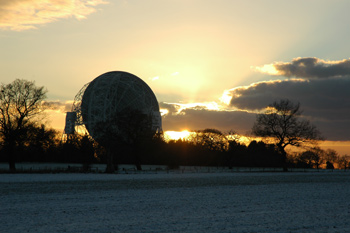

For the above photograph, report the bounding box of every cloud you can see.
[226,77,350,141]
[160,101,222,115]
[226,57,350,140]
[0,0,107,31]
[162,108,256,135]
[159,102,180,115]
[254,57,350,79]
[159,102,256,134]
[42,100,73,113]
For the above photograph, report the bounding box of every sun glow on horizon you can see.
[164,130,191,141]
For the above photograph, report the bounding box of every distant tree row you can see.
[289,147,350,170]
[0,79,349,172]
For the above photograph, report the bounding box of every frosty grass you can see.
[1,172,350,233]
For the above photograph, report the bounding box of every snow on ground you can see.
[1,172,350,233]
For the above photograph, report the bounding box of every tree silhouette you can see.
[187,129,228,166]
[337,155,350,170]
[93,108,155,173]
[297,147,324,169]
[226,140,247,168]
[324,149,338,169]
[0,79,47,171]
[23,123,59,162]
[252,99,323,171]
[189,129,228,152]
[78,134,96,171]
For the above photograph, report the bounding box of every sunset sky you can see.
[1,0,349,154]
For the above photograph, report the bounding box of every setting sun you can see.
[164,130,191,141]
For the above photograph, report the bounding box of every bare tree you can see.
[0,79,47,171]
[252,99,323,171]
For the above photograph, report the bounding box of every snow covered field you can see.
[1,172,350,233]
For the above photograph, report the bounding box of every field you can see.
[1,171,350,232]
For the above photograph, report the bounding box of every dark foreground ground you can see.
[1,172,349,232]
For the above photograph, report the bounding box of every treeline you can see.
[1,126,349,171]
[0,129,282,169]
[0,126,96,165]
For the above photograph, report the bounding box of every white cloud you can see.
[0,0,108,31]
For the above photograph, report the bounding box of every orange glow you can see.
[319,141,350,155]
[164,130,191,141]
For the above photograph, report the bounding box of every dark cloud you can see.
[269,57,350,79]
[159,102,179,114]
[228,77,350,141]
[161,107,256,135]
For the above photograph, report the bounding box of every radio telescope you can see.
[64,71,162,141]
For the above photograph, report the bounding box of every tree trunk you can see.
[105,149,115,173]
[9,160,16,172]
[7,143,16,172]
[134,153,142,171]
[133,146,142,171]
[278,146,288,172]
[135,163,142,171]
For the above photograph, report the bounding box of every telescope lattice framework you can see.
[65,71,162,140]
